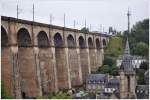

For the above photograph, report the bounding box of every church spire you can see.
[124,37,130,55]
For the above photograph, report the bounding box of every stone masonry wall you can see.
[38,48,55,94]
[18,47,38,97]
[89,49,97,72]
[1,47,14,96]
[68,48,81,86]
[55,48,69,90]
[80,49,89,83]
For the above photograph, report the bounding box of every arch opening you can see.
[96,39,101,48]
[79,36,85,48]
[17,28,32,47]
[103,39,106,47]
[38,31,50,48]
[88,37,93,48]
[54,33,63,47]
[67,35,75,48]
[1,26,8,47]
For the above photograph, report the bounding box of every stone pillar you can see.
[119,71,126,99]
[86,48,91,74]
[64,47,72,89]
[51,47,58,92]
[76,48,83,85]
[33,47,42,96]
[129,74,136,98]
[94,48,98,70]
[10,46,22,98]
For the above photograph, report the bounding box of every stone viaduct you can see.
[1,16,109,98]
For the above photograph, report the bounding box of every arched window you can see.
[96,39,101,48]
[1,26,8,47]
[67,34,75,48]
[54,33,63,47]
[37,31,50,48]
[88,37,93,48]
[79,36,85,48]
[103,39,106,46]
[17,28,32,47]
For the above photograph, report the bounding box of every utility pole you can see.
[73,20,76,28]
[99,24,102,33]
[64,13,66,27]
[17,4,22,19]
[17,4,19,19]
[33,4,35,21]
[127,8,131,34]
[85,19,86,28]
[50,14,52,25]
[89,24,92,31]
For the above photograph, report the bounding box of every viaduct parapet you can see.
[1,16,109,98]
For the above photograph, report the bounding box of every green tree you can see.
[136,69,145,84]
[133,42,148,57]
[140,62,149,70]
[125,18,149,58]
[80,27,89,33]
[103,56,115,66]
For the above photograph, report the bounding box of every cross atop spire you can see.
[124,37,130,55]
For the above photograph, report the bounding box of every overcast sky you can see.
[1,0,149,32]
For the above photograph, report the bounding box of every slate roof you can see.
[86,74,108,83]
[120,56,134,73]
[120,37,135,73]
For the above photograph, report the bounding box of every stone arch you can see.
[54,33,63,47]
[79,36,85,48]
[37,31,50,48]
[103,39,106,46]
[17,28,32,47]
[88,37,93,48]
[1,26,8,46]
[67,34,75,47]
[96,38,101,48]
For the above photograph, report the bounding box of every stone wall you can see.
[1,47,13,96]
[68,48,81,86]
[89,49,97,72]
[80,49,89,83]
[18,47,38,97]
[55,48,69,90]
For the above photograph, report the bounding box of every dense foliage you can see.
[96,36,123,76]
[124,19,149,59]
[80,27,89,33]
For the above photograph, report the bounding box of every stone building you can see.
[86,74,108,93]
[1,16,109,98]
[119,38,136,99]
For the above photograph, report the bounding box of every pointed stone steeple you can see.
[124,37,130,55]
